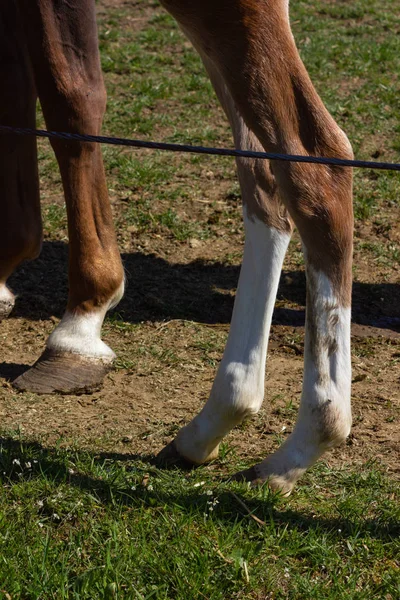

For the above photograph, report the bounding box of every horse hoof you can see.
[230,465,263,485]
[155,437,220,469]
[0,288,15,320]
[154,440,194,468]
[12,349,112,394]
[231,464,293,496]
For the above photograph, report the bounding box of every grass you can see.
[0,439,399,599]
[2,0,399,598]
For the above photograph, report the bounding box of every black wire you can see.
[1,124,399,172]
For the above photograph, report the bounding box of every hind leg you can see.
[160,0,353,492]
[0,1,42,319]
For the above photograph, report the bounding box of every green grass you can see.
[0,439,398,599]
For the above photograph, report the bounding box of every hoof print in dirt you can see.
[12,349,112,395]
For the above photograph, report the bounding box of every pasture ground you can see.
[0,0,399,598]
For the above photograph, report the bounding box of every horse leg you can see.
[158,53,293,465]
[0,1,42,320]
[13,0,124,394]
[159,0,353,494]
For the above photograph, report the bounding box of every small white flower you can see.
[147,484,153,491]
[12,459,21,467]
[68,468,75,475]
[25,462,32,469]
[193,481,205,488]
[131,485,136,491]
[206,490,213,496]
[38,522,44,528]
[37,500,44,508]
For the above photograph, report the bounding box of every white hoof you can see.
[0,285,16,320]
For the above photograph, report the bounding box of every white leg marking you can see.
[0,283,16,319]
[175,213,291,463]
[258,267,352,492]
[46,280,125,360]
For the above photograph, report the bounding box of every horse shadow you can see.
[0,436,398,539]
[6,240,400,333]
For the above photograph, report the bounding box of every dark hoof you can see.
[231,465,293,496]
[12,349,113,395]
[153,440,194,469]
[230,465,264,486]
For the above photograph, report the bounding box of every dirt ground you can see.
[0,0,399,480]
[1,222,398,478]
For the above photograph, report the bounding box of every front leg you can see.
[159,212,291,464]
[160,0,354,493]
[13,0,124,394]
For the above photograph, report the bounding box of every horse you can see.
[0,0,353,494]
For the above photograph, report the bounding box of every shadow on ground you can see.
[0,436,398,540]
[7,241,400,333]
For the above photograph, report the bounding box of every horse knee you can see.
[42,76,107,137]
[66,82,107,133]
